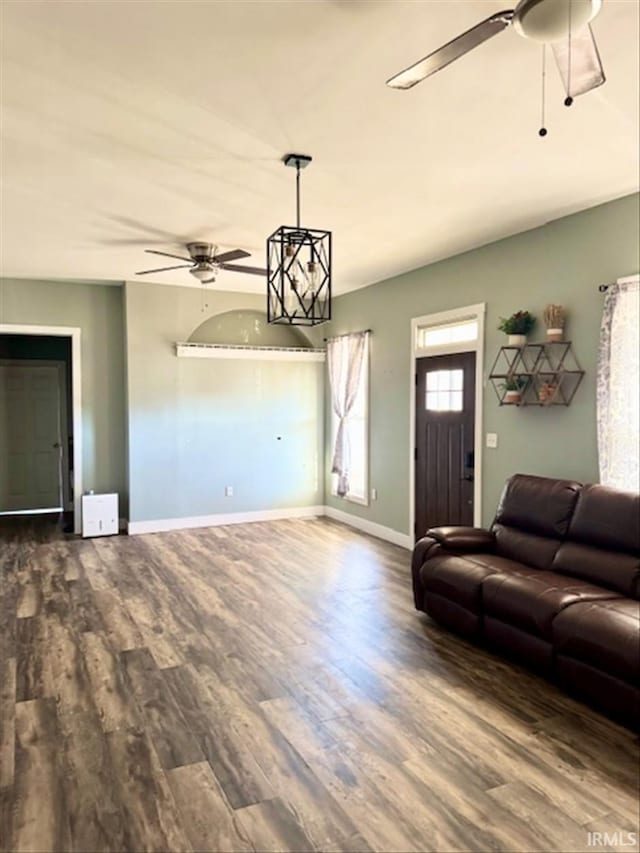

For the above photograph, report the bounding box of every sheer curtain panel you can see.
[328,332,368,497]
[597,275,640,492]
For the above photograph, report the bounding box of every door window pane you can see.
[426,370,464,411]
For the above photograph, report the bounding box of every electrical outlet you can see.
[371,488,378,501]
[225,486,234,497]
[486,433,498,449]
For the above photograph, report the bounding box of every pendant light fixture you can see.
[267,154,331,326]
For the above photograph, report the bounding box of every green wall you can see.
[313,193,640,535]
[125,282,324,523]
[0,278,127,511]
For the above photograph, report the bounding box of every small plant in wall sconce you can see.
[501,377,527,405]
[543,304,566,342]
[498,310,536,346]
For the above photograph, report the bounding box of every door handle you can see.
[461,475,474,482]
[52,442,61,449]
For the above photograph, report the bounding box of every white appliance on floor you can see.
[82,492,118,538]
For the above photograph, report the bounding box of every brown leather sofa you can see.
[412,474,640,725]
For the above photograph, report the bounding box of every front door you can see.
[0,363,63,512]
[415,351,476,539]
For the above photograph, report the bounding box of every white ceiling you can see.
[1,0,638,295]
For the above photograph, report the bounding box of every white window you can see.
[417,319,478,349]
[329,333,369,504]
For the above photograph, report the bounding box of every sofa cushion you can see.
[553,599,640,684]
[482,569,619,640]
[420,553,526,612]
[492,525,563,571]
[552,543,640,600]
[493,474,582,539]
[552,484,640,598]
[491,474,581,569]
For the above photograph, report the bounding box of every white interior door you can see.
[0,363,63,511]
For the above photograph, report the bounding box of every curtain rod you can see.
[323,329,372,342]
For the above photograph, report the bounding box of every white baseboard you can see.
[323,505,412,550]
[126,503,412,550]
[127,505,325,535]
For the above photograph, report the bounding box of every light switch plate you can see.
[486,433,498,449]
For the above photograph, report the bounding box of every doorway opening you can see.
[0,325,82,534]
[410,305,485,541]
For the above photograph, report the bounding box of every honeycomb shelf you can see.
[488,341,584,407]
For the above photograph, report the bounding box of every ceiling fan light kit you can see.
[512,0,601,42]
[386,0,605,135]
[266,154,332,327]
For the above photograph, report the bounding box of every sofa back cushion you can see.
[491,474,582,569]
[552,484,640,598]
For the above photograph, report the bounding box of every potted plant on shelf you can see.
[538,380,559,404]
[498,311,536,346]
[543,304,566,342]
[502,377,526,405]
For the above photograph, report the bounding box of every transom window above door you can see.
[417,319,478,349]
[426,369,463,411]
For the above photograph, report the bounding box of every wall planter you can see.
[507,334,527,347]
[498,311,536,349]
[544,304,566,343]
[488,341,584,407]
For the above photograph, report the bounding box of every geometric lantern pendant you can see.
[267,154,332,326]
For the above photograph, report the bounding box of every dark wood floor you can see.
[0,514,638,853]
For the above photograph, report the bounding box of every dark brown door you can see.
[415,351,476,539]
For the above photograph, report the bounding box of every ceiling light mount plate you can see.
[283,154,312,169]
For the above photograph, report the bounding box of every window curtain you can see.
[597,275,640,492]
[328,331,368,497]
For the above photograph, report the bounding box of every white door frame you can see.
[0,324,82,534]
[409,303,485,539]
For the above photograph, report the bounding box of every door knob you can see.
[52,442,61,449]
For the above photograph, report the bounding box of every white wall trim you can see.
[127,503,411,549]
[0,323,83,534]
[409,303,486,541]
[323,505,412,550]
[128,505,326,535]
[176,342,326,362]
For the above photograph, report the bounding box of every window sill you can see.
[331,492,370,507]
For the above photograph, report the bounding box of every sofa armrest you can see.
[411,535,442,610]
[426,526,495,552]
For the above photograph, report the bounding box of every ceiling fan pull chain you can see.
[565,0,574,106]
[539,44,548,137]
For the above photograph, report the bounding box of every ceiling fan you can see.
[136,242,267,284]
[386,0,605,101]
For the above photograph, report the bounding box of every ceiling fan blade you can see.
[214,249,251,264]
[145,249,193,262]
[220,263,268,276]
[386,10,514,89]
[551,24,605,97]
[135,264,193,275]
